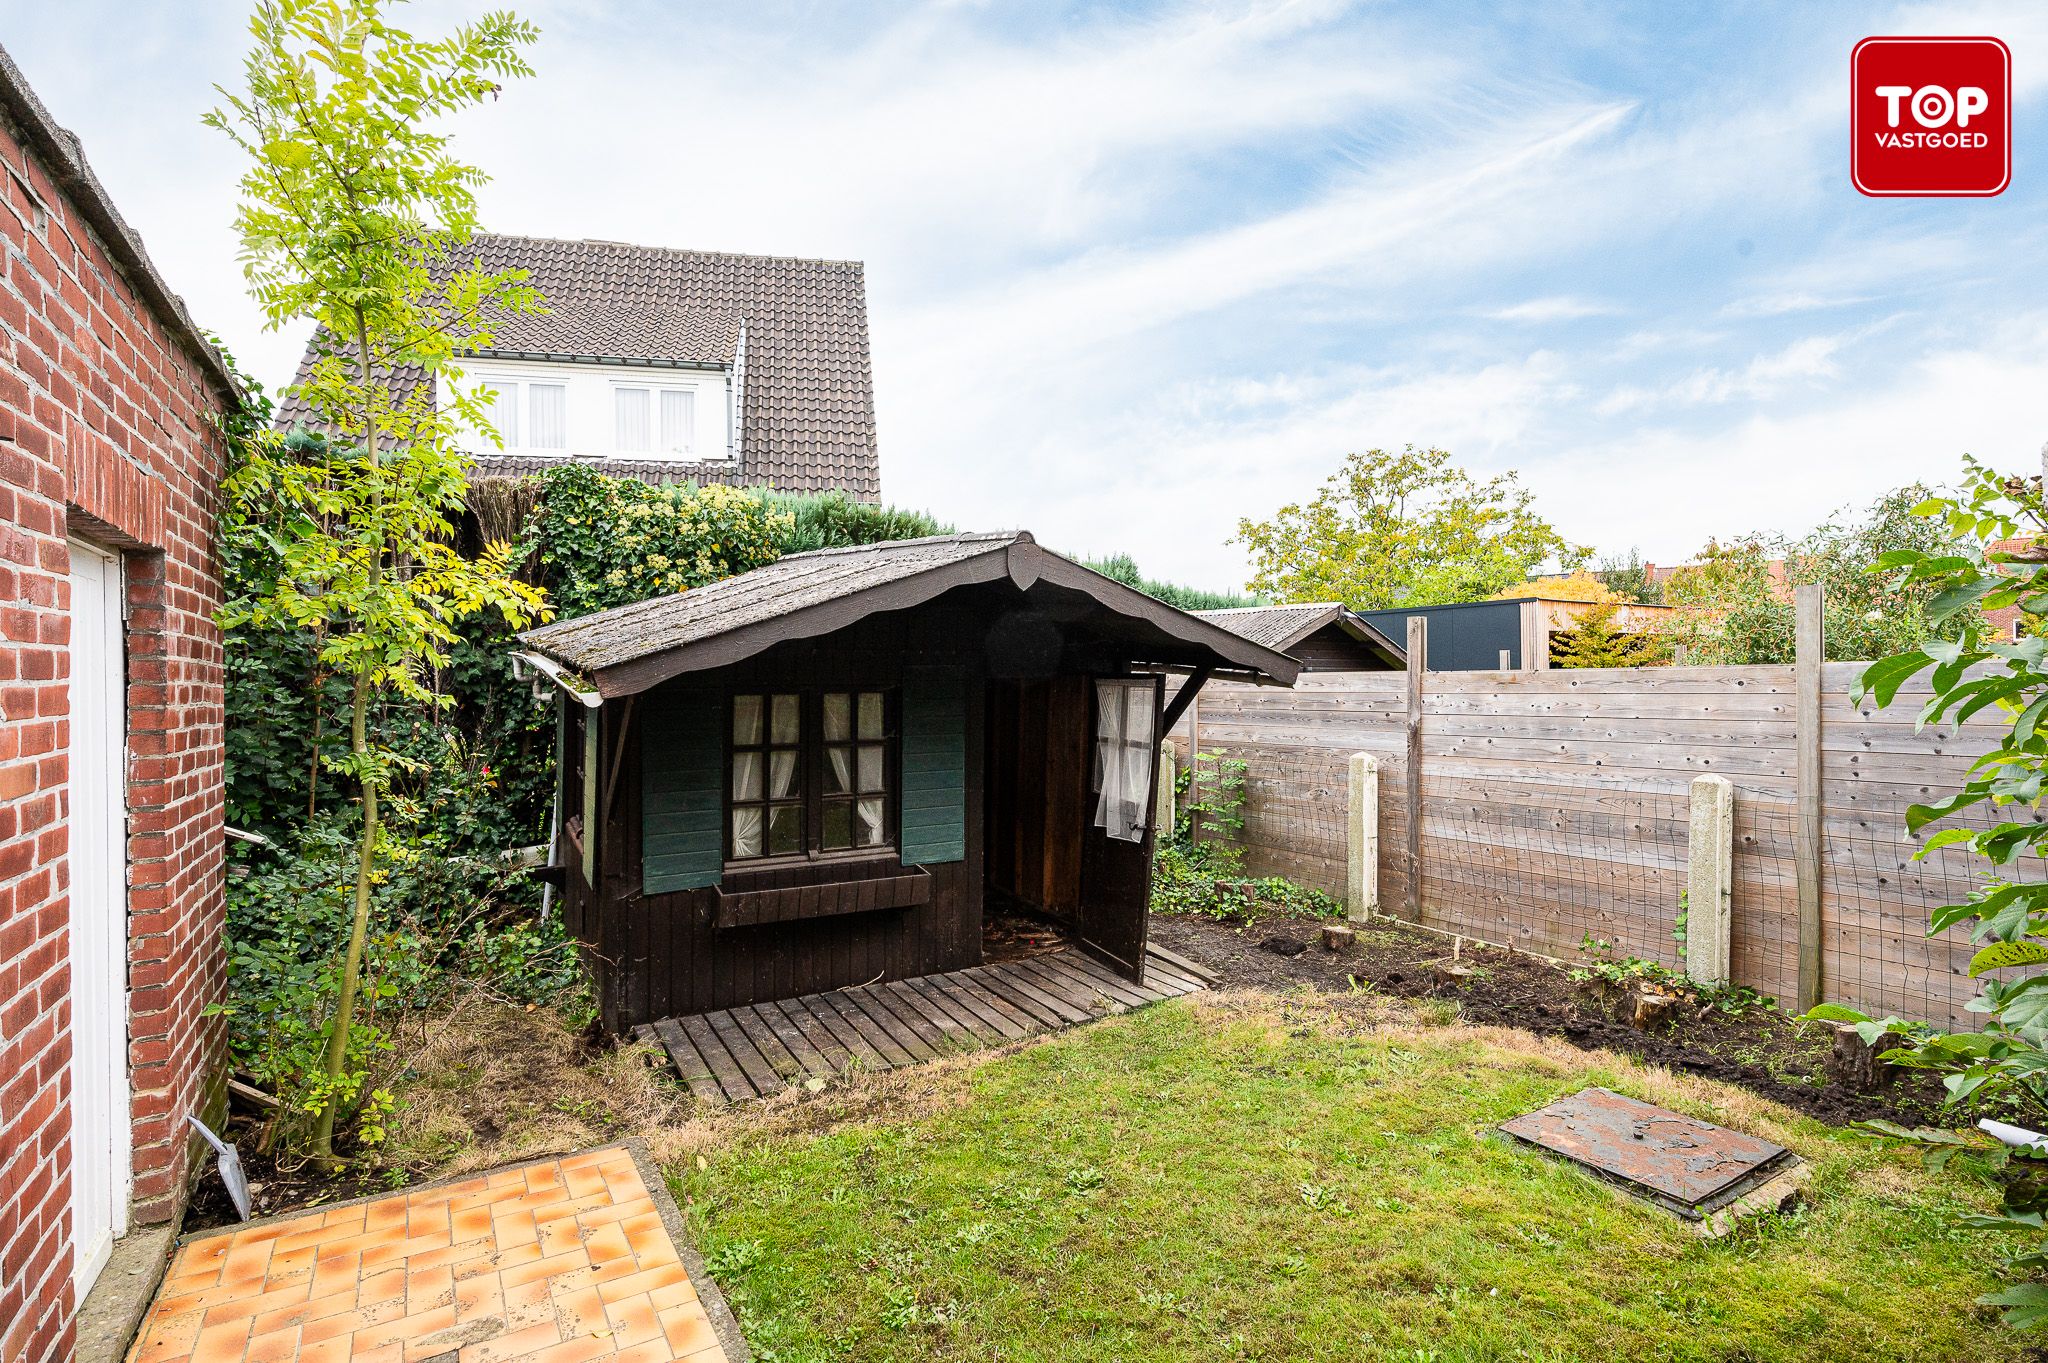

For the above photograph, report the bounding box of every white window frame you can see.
[470,372,572,454]
[610,377,715,461]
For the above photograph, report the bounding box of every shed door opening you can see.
[68,538,131,1293]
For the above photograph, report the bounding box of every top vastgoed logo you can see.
[1851,36,2011,197]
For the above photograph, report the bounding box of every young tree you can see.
[208,0,547,1163]
[1235,446,1589,608]
[1549,601,1669,669]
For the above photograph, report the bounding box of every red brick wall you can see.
[0,112,232,1363]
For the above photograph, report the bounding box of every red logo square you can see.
[1853,37,2011,197]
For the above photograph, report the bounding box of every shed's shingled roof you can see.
[276,233,878,497]
[523,533,1019,676]
[1192,603,1341,651]
[1194,602,1407,662]
[517,532,1302,697]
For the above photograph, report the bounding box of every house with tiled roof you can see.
[279,233,881,498]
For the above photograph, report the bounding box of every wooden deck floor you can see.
[636,943,1217,1104]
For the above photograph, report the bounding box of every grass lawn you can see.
[678,991,2021,1363]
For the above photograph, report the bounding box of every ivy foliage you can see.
[1810,457,2048,1329]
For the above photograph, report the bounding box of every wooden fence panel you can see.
[1170,662,2035,1026]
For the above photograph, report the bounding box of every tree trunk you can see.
[309,310,386,1167]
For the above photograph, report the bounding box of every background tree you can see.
[1492,570,1620,604]
[1235,445,1589,608]
[1549,601,1670,669]
[1594,548,1663,604]
[1658,485,1962,664]
[208,0,545,1163]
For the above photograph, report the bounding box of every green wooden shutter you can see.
[641,690,723,894]
[900,668,968,865]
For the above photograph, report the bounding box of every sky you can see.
[8,1,2048,592]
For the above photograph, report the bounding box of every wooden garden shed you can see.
[514,531,1299,1037]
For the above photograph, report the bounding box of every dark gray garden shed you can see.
[513,531,1297,1034]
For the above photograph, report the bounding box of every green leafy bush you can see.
[1080,552,1259,611]
[523,464,791,616]
[763,489,951,553]
[1811,456,2048,1328]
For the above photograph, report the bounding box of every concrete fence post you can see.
[1347,752,1380,922]
[1686,773,1734,988]
[1157,740,1176,836]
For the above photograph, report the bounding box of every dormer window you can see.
[452,361,731,461]
[615,384,698,458]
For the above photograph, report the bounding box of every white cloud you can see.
[1594,333,1849,416]
[1485,296,1620,323]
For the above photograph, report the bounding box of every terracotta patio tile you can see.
[588,1252,647,1287]
[353,1303,456,1355]
[602,1292,663,1348]
[659,1302,719,1357]
[457,1318,564,1363]
[537,1212,586,1260]
[295,1335,352,1363]
[562,1166,609,1202]
[309,1248,365,1298]
[552,1283,609,1339]
[503,1335,613,1363]
[367,1195,410,1233]
[455,1271,506,1325]
[683,1346,729,1363]
[129,1306,205,1363]
[622,1220,674,1267]
[199,1277,310,1329]
[358,1266,410,1307]
[570,1196,657,1231]
[500,1276,556,1330]
[581,1222,631,1267]
[408,1198,452,1240]
[607,1342,684,1363]
[242,1323,301,1363]
[453,1204,495,1243]
[495,1211,542,1252]
[352,1342,405,1363]
[249,1283,357,1338]
[596,1264,690,1307]
[188,1317,253,1363]
[645,1278,699,1314]
[498,1250,590,1291]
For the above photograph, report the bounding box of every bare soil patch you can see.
[1149,911,1955,1129]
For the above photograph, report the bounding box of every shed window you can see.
[728,690,893,862]
[1092,679,1158,842]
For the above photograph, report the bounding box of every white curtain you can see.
[1093,679,1158,842]
[529,384,567,449]
[826,745,852,796]
[615,387,651,452]
[661,388,696,455]
[732,807,763,858]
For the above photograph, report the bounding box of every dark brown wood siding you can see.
[1289,624,1399,671]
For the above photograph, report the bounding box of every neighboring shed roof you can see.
[1194,603,1406,663]
[519,531,1301,698]
[277,233,878,497]
[0,42,240,402]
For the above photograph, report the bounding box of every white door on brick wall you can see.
[67,538,130,1295]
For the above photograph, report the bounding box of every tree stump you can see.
[1824,1023,1904,1092]
[1626,981,1684,1030]
[1322,925,1356,954]
[1433,962,1476,990]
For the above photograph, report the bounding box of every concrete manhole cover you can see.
[1501,1087,1800,1219]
